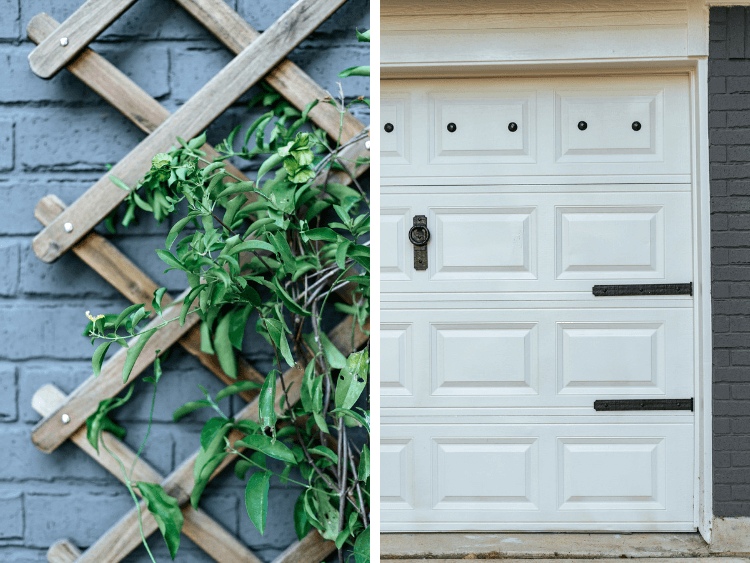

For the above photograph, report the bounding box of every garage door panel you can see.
[382,192,691,294]
[381,323,414,396]
[381,74,690,180]
[434,438,539,510]
[382,307,692,409]
[380,423,693,530]
[432,322,538,395]
[381,438,416,510]
[382,92,412,166]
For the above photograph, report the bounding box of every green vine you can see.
[82,30,370,562]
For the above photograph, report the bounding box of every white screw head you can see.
[364,140,370,150]
[61,413,70,424]
[63,222,73,233]
[60,37,69,47]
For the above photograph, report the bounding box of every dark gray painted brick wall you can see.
[0,0,368,561]
[711,6,750,518]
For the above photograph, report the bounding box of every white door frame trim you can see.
[382,57,714,541]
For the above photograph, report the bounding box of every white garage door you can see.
[380,75,696,531]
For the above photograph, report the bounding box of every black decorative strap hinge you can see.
[594,399,694,411]
[408,215,430,270]
[592,282,692,297]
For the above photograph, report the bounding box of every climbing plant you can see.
[82,30,370,563]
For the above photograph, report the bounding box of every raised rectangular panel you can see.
[430,93,535,164]
[556,206,664,279]
[556,89,663,163]
[432,207,536,280]
[557,322,665,394]
[381,439,414,509]
[382,94,411,165]
[432,323,538,395]
[433,438,539,510]
[558,438,665,510]
[381,323,413,396]
[381,207,410,281]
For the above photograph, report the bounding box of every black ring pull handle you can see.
[410,215,430,270]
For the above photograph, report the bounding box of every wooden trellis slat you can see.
[173,0,364,142]
[33,384,266,563]
[27,0,138,79]
[28,0,370,560]
[32,0,347,263]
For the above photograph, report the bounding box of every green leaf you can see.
[216,181,255,201]
[151,287,167,317]
[336,241,352,270]
[109,174,131,191]
[273,277,311,317]
[216,380,262,401]
[201,417,230,450]
[321,332,347,370]
[214,313,237,379]
[136,482,184,560]
[235,434,296,463]
[188,131,207,149]
[122,328,157,384]
[173,400,212,421]
[92,341,112,377]
[191,423,232,508]
[200,320,215,354]
[234,459,253,480]
[358,444,369,482]
[356,29,370,42]
[354,528,370,563]
[257,153,284,184]
[258,370,277,438]
[155,249,184,272]
[229,239,276,255]
[166,216,193,250]
[269,232,296,274]
[180,284,204,326]
[294,492,312,540]
[85,385,133,454]
[245,470,272,535]
[338,65,370,78]
[313,489,340,541]
[308,445,338,464]
[303,227,339,242]
[115,304,145,330]
[335,349,369,410]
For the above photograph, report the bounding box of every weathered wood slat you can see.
[31,285,200,454]
[47,539,81,563]
[27,0,138,79]
[27,12,249,186]
[34,194,265,395]
[32,0,347,264]
[34,384,266,563]
[174,0,365,142]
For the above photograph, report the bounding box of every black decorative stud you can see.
[508,122,518,132]
[632,121,641,131]
[578,121,587,131]
[384,123,394,133]
[447,122,457,133]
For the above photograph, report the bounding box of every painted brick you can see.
[0,119,13,172]
[16,109,145,172]
[0,548,47,563]
[0,363,17,421]
[237,0,369,34]
[0,240,20,296]
[0,301,131,360]
[0,44,169,104]
[25,492,134,547]
[0,426,118,482]
[712,145,728,163]
[728,181,750,196]
[19,0,218,42]
[0,0,19,39]
[0,493,23,539]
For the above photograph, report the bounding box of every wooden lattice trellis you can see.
[24,0,370,561]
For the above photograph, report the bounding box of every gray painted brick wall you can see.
[0,0,369,560]
[711,6,750,518]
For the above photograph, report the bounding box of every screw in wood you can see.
[64,222,73,233]
[61,413,70,424]
[60,37,69,47]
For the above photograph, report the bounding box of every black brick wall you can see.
[710,6,750,517]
